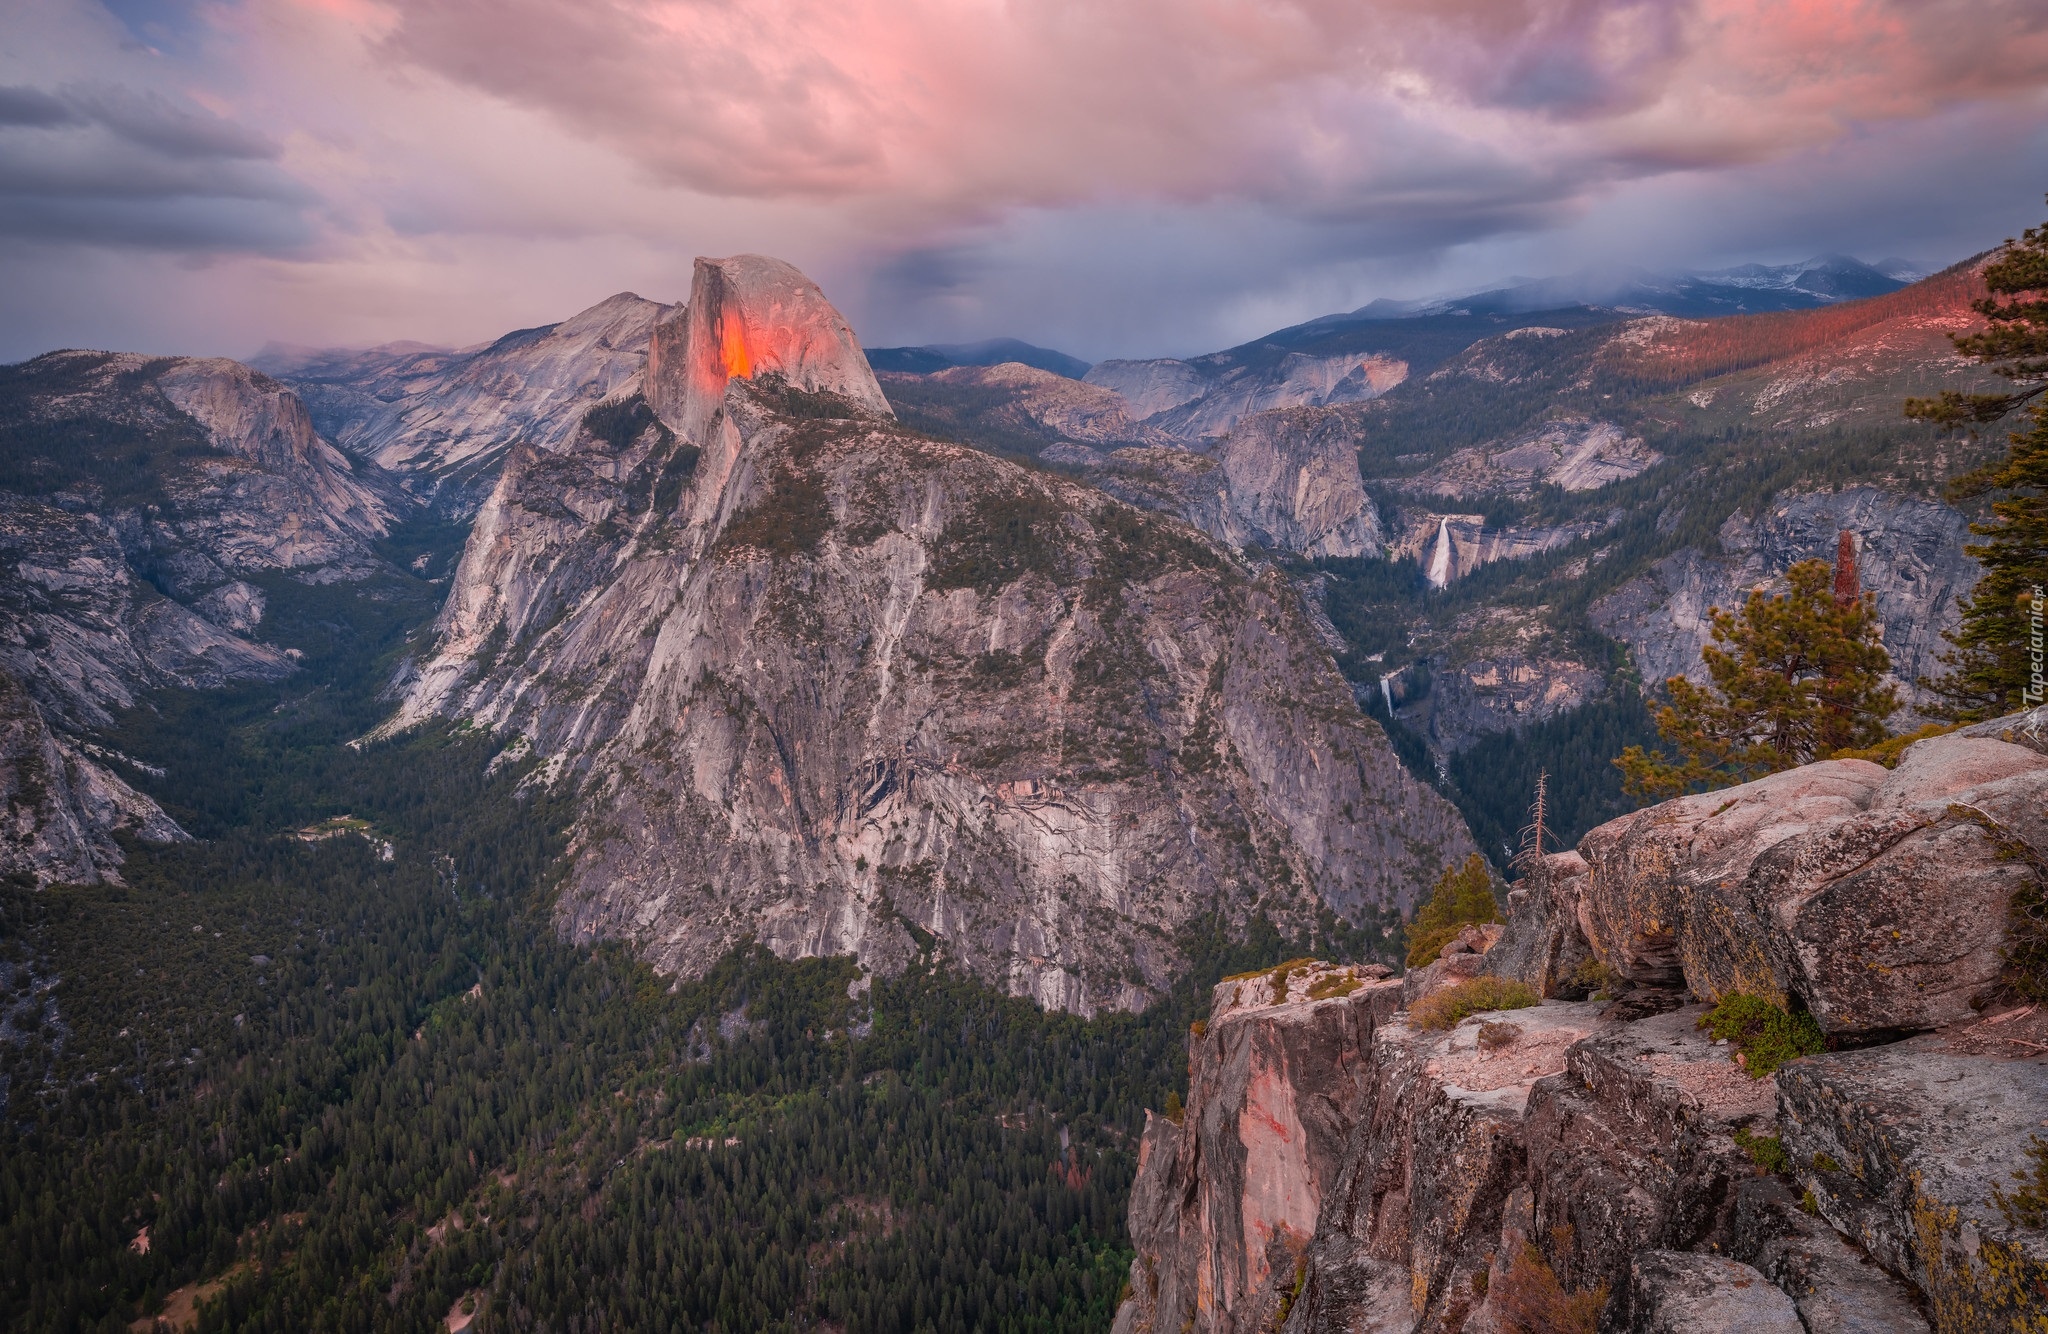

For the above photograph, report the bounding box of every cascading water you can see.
[1380,675,1393,715]
[1425,516,1455,589]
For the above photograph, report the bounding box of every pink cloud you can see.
[373,0,2048,219]
[2,0,2044,363]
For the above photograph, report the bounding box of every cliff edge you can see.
[1115,718,2048,1332]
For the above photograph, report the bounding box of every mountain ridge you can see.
[384,255,1473,1013]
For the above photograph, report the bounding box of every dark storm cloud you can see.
[0,80,309,251]
[0,85,83,127]
[5,0,2048,364]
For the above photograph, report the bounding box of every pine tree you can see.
[1616,557,1898,801]
[1404,854,1500,968]
[1907,202,2048,720]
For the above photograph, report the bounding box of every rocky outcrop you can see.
[1569,732,2047,1035]
[1590,488,1980,716]
[1399,419,1660,499]
[1626,1252,1803,1333]
[1118,963,1402,1334]
[1085,352,1407,443]
[264,292,668,510]
[0,668,183,886]
[1777,1044,2048,1332]
[877,362,1179,457]
[644,255,889,446]
[1483,852,1595,1001]
[387,256,1474,1015]
[1087,406,1382,560]
[1733,1176,1934,1333]
[1115,722,2047,1333]
[0,350,403,881]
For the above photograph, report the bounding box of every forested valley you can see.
[0,524,1342,1334]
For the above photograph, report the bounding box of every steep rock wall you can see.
[1088,404,1384,561]
[1570,732,2047,1034]
[0,668,183,886]
[1590,488,1979,715]
[268,292,668,510]
[389,257,1474,1014]
[0,351,404,881]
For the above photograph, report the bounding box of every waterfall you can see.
[1380,675,1393,715]
[1425,517,1455,589]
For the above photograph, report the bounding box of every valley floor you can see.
[0,561,1362,1334]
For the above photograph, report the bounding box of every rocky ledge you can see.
[1113,720,2048,1332]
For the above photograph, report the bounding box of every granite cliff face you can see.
[1086,351,1408,442]
[263,292,668,511]
[1114,721,2048,1333]
[878,368,1386,560]
[0,666,182,887]
[0,351,403,882]
[1398,417,1660,499]
[387,256,1474,1014]
[1087,408,1384,560]
[876,361,1179,458]
[1590,487,1979,716]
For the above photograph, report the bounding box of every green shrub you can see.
[1411,977,1538,1031]
[1272,1252,1308,1328]
[1733,1128,1788,1174]
[1698,994,1824,1078]
[1405,854,1501,968]
[1826,721,1960,768]
[1307,973,1361,1002]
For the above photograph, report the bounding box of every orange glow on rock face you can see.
[720,319,753,379]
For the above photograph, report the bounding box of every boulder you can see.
[1485,851,1596,998]
[1403,923,1506,1007]
[1522,1006,1777,1311]
[1575,730,2048,1035]
[1776,1044,2048,1333]
[1626,1251,1804,1333]
[1577,758,1886,995]
[1732,1176,1932,1334]
[1734,768,2046,1033]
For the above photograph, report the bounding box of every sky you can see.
[2,0,2046,365]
